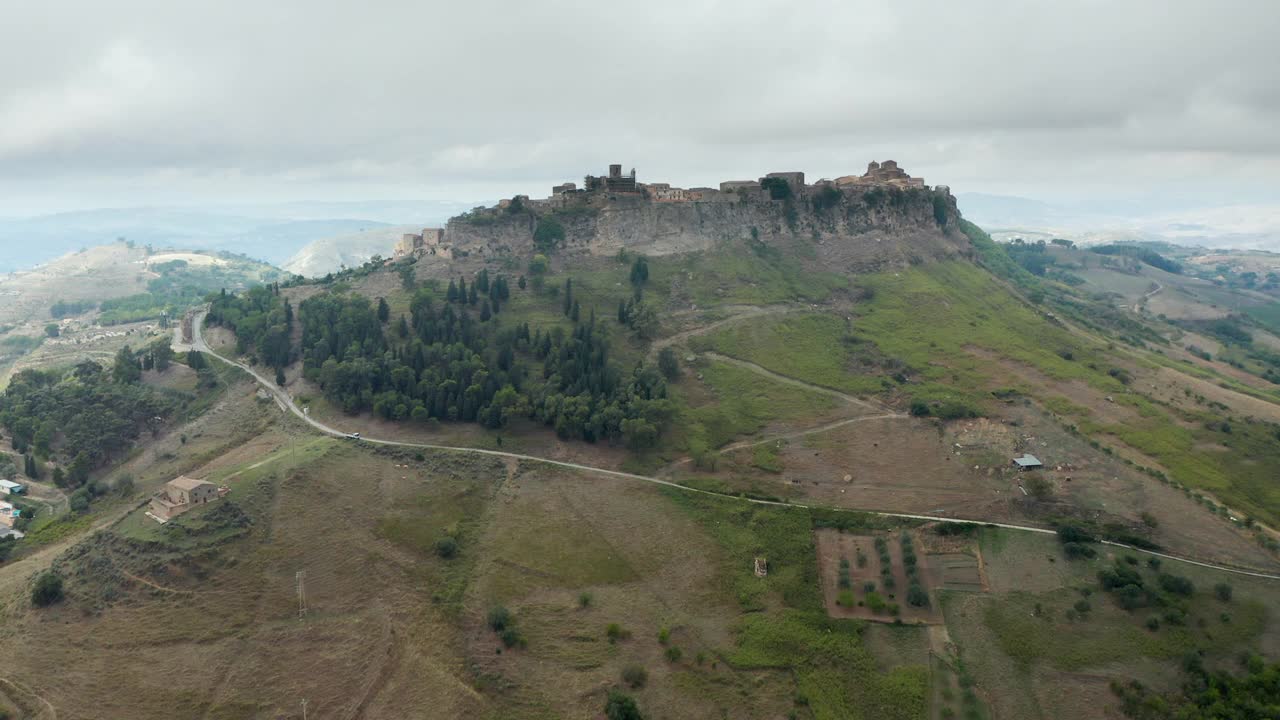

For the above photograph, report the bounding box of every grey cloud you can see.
[0,0,1277,213]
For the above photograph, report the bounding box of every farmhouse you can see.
[149,476,220,521]
[0,479,25,495]
[0,501,20,527]
[1012,454,1043,470]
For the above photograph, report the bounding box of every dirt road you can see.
[179,310,1280,581]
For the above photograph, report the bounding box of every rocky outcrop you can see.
[444,184,970,271]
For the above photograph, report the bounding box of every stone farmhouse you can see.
[149,476,223,522]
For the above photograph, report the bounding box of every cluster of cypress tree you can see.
[205,285,293,369]
[300,272,671,446]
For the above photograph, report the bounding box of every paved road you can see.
[179,310,1280,581]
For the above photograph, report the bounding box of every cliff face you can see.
[444,185,971,271]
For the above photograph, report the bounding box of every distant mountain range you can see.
[957,192,1280,251]
[0,200,476,274]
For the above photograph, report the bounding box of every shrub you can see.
[605,690,644,720]
[579,591,593,608]
[664,646,683,663]
[657,627,670,645]
[621,665,648,689]
[906,583,929,608]
[606,623,631,643]
[487,606,511,632]
[434,536,458,559]
[1214,583,1233,602]
[1158,573,1194,597]
[31,573,64,607]
[837,590,855,607]
[499,627,524,648]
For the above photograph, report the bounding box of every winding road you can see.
[177,309,1280,581]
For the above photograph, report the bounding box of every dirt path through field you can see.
[647,304,800,359]
[180,310,1280,581]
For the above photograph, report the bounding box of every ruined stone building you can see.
[583,163,639,193]
[835,160,925,188]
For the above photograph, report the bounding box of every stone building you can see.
[835,160,925,188]
[719,180,762,193]
[762,171,805,189]
[643,183,689,202]
[149,476,220,522]
[583,164,639,193]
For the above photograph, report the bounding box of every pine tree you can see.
[447,279,459,303]
[571,299,581,323]
[377,297,391,323]
[477,269,490,293]
[397,314,410,339]
[468,282,478,305]
[618,301,628,324]
[24,454,37,479]
[518,275,527,290]
[563,279,573,316]
[458,277,468,303]
[481,300,492,322]
[492,296,501,314]
[275,367,286,386]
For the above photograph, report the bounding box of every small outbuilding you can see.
[0,479,25,495]
[1012,454,1043,470]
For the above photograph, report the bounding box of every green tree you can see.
[44,323,60,338]
[23,454,37,479]
[628,303,659,339]
[112,346,141,384]
[275,367,286,386]
[31,572,64,607]
[629,257,649,287]
[377,297,390,323]
[657,348,679,379]
[149,337,174,371]
[533,216,565,252]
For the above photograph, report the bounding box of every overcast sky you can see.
[1,0,1278,216]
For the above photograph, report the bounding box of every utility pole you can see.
[301,699,308,720]
[296,570,307,620]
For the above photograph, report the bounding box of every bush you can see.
[1062,542,1097,560]
[1158,573,1194,597]
[579,591,593,608]
[604,690,644,720]
[664,646,683,663]
[1214,583,1233,602]
[499,627,524,649]
[621,665,648,689]
[906,583,929,608]
[434,536,458,559]
[487,606,511,632]
[31,573,64,607]
[606,623,631,643]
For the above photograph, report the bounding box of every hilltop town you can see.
[393,160,955,267]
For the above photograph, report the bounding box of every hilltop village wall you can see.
[402,161,965,271]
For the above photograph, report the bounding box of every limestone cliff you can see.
[443,183,970,272]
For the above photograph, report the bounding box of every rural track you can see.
[646,304,801,359]
[180,310,1280,582]
[701,351,894,413]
